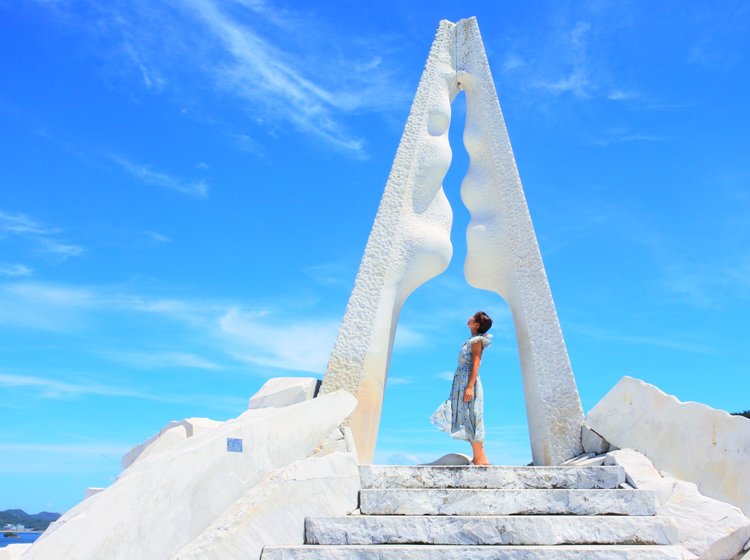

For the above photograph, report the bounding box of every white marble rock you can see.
[606,449,750,560]
[587,376,750,514]
[173,450,360,560]
[121,416,222,469]
[0,544,32,560]
[359,488,657,516]
[582,425,610,454]
[305,515,678,546]
[421,452,472,465]
[22,391,356,560]
[261,544,684,560]
[248,377,321,410]
[359,465,626,490]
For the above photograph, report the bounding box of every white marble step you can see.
[360,465,626,490]
[304,515,678,545]
[359,488,656,516]
[261,544,684,560]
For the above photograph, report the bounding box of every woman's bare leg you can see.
[471,441,490,465]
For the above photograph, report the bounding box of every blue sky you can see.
[1,0,749,514]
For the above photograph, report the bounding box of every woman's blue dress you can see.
[429,333,491,442]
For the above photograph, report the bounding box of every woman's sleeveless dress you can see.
[429,333,491,442]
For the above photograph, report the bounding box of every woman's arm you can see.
[464,340,484,403]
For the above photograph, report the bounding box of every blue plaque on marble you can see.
[227,438,243,453]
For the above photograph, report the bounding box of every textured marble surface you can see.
[174,451,359,560]
[305,515,678,545]
[359,488,657,516]
[24,391,356,560]
[261,544,685,560]
[248,377,320,410]
[318,19,457,463]
[360,465,626,490]
[455,17,584,466]
[320,16,585,465]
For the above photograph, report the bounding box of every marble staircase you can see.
[261,465,683,559]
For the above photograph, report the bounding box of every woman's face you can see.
[467,315,479,331]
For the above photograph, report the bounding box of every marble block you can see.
[606,449,750,560]
[581,425,610,454]
[0,544,32,560]
[121,416,222,469]
[248,377,321,409]
[173,450,360,560]
[305,515,678,545]
[421,453,472,466]
[261,544,684,560]
[22,391,356,560]
[359,465,625,490]
[587,376,750,515]
[359,488,656,516]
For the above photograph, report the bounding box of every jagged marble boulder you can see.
[248,377,321,409]
[605,449,750,559]
[587,376,750,515]
[22,390,356,560]
[121,417,222,469]
[173,450,359,560]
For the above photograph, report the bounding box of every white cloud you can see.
[607,89,639,101]
[393,325,428,349]
[0,211,54,236]
[103,350,223,371]
[0,210,83,262]
[218,307,338,374]
[0,263,33,277]
[0,372,244,411]
[569,322,715,353]
[37,1,407,157]
[182,0,367,155]
[146,231,171,243]
[0,372,146,400]
[110,155,209,198]
[388,376,413,385]
[435,370,455,381]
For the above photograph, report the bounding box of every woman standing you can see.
[430,311,493,465]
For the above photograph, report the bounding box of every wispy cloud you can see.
[0,441,132,476]
[302,263,353,287]
[103,350,223,371]
[110,155,209,198]
[0,263,33,277]
[590,128,664,146]
[0,372,244,411]
[182,0,368,155]
[388,376,414,386]
[123,41,165,92]
[0,210,83,262]
[218,307,337,374]
[530,21,593,98]
[569,322,715,354]
[36,1,406,157]
[146,231,171,243]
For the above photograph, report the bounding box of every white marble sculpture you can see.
[320,17,583,466]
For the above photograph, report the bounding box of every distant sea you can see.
[0,531,42,547]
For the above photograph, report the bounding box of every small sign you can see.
[227,438,243,453]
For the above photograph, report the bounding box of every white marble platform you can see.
[359,488,657,516]
[304,515,678,545]
[261,544,684,560]
[360,465,626,489]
